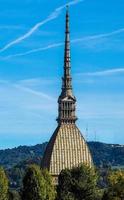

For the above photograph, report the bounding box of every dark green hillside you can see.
[0,143,47,169]
[89,142,124,167]
[0,141,124,189]
[1,141,124,170]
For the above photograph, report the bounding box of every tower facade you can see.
[42,8,92,184]
[57,7,77,125]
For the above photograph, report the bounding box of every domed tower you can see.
[42,7,92,184]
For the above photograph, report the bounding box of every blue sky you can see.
[0,0,124,149]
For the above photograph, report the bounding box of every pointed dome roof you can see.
[42,124,92,178]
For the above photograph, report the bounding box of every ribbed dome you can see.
[42,124,92,184]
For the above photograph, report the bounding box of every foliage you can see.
[8,156,42,189]
[102,169,124,200]
[22,164,46,200]
[41,169,56,200]
[97,165,112,189]
[57,164,102,200]
[22,165,56,200]
[8,190,21,200]
[0,167,9,200]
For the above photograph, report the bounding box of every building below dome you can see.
[42,6,92,184]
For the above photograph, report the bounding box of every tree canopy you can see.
[22,164,56,200]
[41,169,56,200]
[103,169,124,200]
[0,167,9,200]
[22,164,46,200]
[57,164,102,200]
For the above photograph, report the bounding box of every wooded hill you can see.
[0,141,124,189]
[0,142,124,169]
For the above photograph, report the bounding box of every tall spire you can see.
[63,5,72,96]
[41,7,93,184]
[57,7,77,124]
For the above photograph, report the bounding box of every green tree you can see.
[41,169,56,200]
[103,169,124,200]
[57,164,102,200]
[21,165,56,200]
[57,168,73,200]
[9,190,21,200]
[0,167,9,200]
[21,165,46,200]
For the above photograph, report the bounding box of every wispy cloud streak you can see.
[72,28,124,43]
[14,84,56,101]
[0,78,56,101]
[0,25,22,30]
[3,43,63,60]
[0,0,84,53]
[78,68,124,77]
[2,27,124,60]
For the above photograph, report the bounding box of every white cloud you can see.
[0,76,124,146]
[14,84,56,101]
[72,28,124,43]
[3,43,63,60]
[18,78,57,87]
[0,25,23,30]
[56,0,84,11]
[0,0,84,53]
[0,80,9,84]
[2,27,124,60]
[78,68,124,76]
[0,79,57,136]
